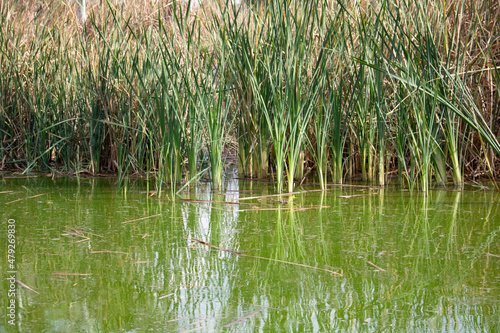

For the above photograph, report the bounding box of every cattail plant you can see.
[1,0,499,194]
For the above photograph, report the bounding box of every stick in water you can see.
[191,239,342,276]
[5,190,60,204]
[122,214,162,224]
[237,189,333,201]
[15,280,40,294]
[367,261,386,271]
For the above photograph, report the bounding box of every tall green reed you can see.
[1,0,499,195]
[354,0,500,190]
[222,2,268,179]
[220,0,333,193]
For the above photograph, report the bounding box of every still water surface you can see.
[1,176,499,332]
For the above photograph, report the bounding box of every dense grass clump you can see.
[1,0,499,194]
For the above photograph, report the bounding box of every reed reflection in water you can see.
[0,177,498,332]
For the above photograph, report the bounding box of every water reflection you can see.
[0,176,499,332]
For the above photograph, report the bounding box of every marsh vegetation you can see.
[1,0,499,194]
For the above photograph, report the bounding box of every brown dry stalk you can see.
[69,228,103,238]
[159,293,175,299]
[193,202,328,212]
[62,228,91,243]
[192,238,242,255]
[237,206,329,212]
[122,214,162,224]
[5,190,59,204]
[327,184,380,188]
[175,198,253,205]
[191,238,342,276]
[237,189,334,201]
[90,250,128,254]
[15,279,40,294]
[52,272,91,276]
[73,237,91,243]
[367,261,386,272]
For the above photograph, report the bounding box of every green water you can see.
[1,176,499,332]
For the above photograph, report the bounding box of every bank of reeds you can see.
[1,0,499,194]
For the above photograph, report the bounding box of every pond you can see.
[1,175,499,332]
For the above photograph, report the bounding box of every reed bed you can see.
[1,0,499,194]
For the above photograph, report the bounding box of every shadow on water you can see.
[1,175,499,332]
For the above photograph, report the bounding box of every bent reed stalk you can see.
[1,0,499,193]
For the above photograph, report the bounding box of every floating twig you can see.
[173,198,252,205]
[221,189,254,193]
[62,229,91,243]
[194,203,328,213]
[327,184,379,188]
[52,272,91,276]
[192,239,242,255]
[237,189,333,201]
[5,190,60,204]
[192,204,243,212]
[486,252,500,258]
[62,230,84,237]
[367,261,386,271]
[91,250,128,254]
[159,293,175,299]
[338,195,365,198]
[122,214,162,224]
[191,239,342,276]
[15,279,40,294]
[63,227,104,242]
[233,206,330,212]
[239,205,329,212]
[224,310,261,327]
[245,254,342,275]
[73,237,91,243]
[430,188,464,192]
[3,175,39,179]
[70,228,103,238]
